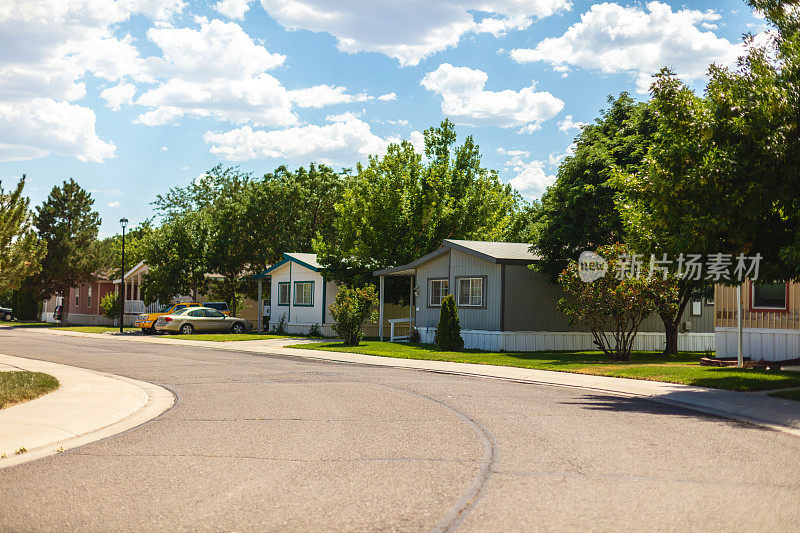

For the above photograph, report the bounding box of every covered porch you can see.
[373,265,417,342]
[113,260,162,315]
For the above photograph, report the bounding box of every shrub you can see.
[435,294,464,351]
[408,327,421,343]
[308,323,322,337]
[558,243,669,361]
[100,292,119,320]
[272,313,287,335]
[329,285,378,346]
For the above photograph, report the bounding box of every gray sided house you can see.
[374,240,715,352]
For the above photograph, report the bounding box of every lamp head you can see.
[119,217,129,229]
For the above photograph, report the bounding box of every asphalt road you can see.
[1,329,799,532]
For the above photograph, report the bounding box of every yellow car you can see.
[135,302,202,333]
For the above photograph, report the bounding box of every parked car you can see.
[0,306,14,321]
[135,302,202,333]
[154,307,253,335]
[53,305,62,321]
[202,301,230,315]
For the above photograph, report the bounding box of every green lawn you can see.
[768,389,800,401]
[0,371,59,409]
[287,341,800,392]
[159,332,304,342]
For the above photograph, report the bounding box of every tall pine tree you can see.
[33,179,101,323]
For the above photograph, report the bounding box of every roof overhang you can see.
[253,253,320,279]
[373,247,449,277]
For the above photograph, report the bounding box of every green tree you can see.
[531,93,655,281]
[329,285,379,346]
[316,120,523,301]
[142,211,211,304]
[150,164,346,314]
[434,294,464,351]
[558,244,674,361]
[32,179,101,323]
[613,0,800,350]
[0,176,45,294]
[96,220,153,280]
[100,291,119,320]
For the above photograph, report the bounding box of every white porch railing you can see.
[124,300,161,314]
[388,318,412,341]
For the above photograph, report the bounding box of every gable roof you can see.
[253,252,321,278]
[373,239,539,277]
[113,260,148,283]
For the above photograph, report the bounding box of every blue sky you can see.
[0,1,767,236]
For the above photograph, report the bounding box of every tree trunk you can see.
[61,290,70,325]
[663,320,679,355]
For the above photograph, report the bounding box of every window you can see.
[752,282,787,310]
[187,309,204,317]
[705,295,714,306]
[204,309,225,318]
[75,287,79,307]
[690,300,702,317]
[294,281,314,306]
[458,277,485,307]
[428,279,449,307]
[278,282,290,306]
[87,286,92,307]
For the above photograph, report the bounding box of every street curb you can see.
[0,354,175,469]
[20,327,800,439]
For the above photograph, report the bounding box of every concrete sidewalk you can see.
[33,328,800,438]
[0,353,174,468]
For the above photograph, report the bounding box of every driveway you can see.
[1,328,799,531]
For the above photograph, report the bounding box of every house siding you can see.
[414,249,502,331]
[502,265,713,333]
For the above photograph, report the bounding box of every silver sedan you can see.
[154,307,253,335]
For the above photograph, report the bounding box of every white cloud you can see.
[107,201,121,208]
[288,85,370,108]
[504,156,555,199]
[160,146,169,151]
[0,0,182,162]
[214,0,253,19]
[134,19,295,126]
[421,63,563,132]
[548,143,575,167]
[258,0,572,66]
[204,114,396,164]
[408,130,425,154]
[0,99,116,162]
[100,83,136,111]
[497,148,530,158]
[558,115,586,133]
[386,119,409,126]
[377,92,397,101]
[510,2,743,92]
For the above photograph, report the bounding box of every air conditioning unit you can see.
[682,321,692,332]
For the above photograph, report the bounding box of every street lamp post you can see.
[119,218,128,333]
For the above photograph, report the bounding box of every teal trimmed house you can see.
[254,253,339,334]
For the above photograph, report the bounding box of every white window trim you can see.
[293,281,314,307]
[428,279,449,307]
[457,277,485,307]
[278,282,291,306]
[751,282,788,311]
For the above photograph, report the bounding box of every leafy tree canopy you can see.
[531,93,656,281]
[0,176,45,294]
[316,119,525,301]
